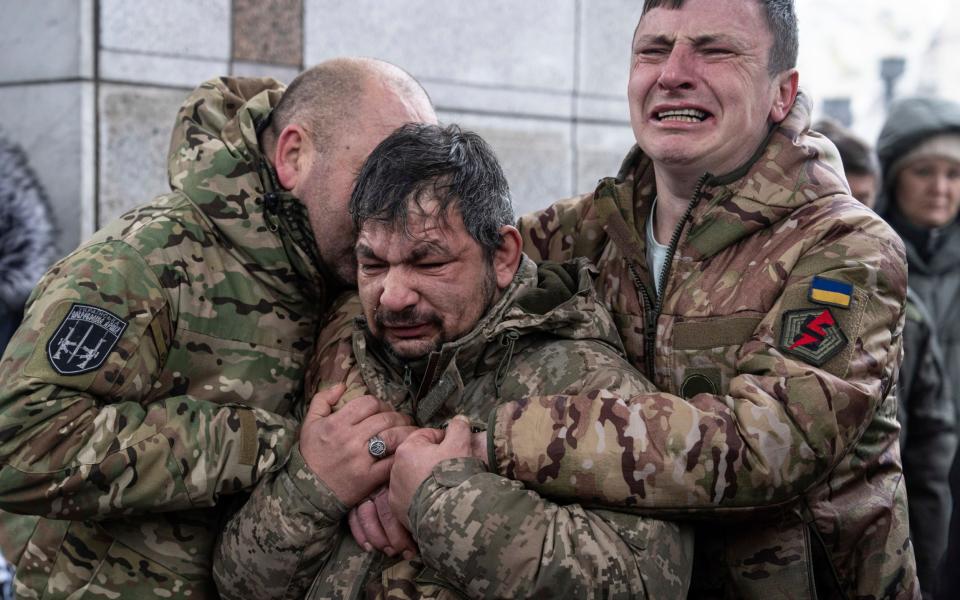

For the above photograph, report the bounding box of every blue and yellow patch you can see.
[808,276,853,309]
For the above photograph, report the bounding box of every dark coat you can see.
[899,289,957,598]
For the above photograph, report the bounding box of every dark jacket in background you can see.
[900,288,956,597]
[878,96,960,600]
[0,134,58,357]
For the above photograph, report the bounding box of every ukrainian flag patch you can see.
[808,276,853,309]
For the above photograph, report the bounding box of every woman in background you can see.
[877,96,960,600]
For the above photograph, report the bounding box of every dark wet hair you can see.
[350,123,514,259]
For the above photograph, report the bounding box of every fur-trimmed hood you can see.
[0,134,57,310]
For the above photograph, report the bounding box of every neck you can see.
[651,167,701,242]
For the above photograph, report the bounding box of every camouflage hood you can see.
[354,255,625,424]
[167,77,329,302]
[603,91,849,262]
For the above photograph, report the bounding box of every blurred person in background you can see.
[818,118,956,599]
[0,134,57,357]
[877,96,960,600]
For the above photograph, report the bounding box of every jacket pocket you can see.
[724,517,817,600]
[669,314,764,397]
[594,508,695,599]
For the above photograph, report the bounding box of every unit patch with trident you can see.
[46,304,128,375]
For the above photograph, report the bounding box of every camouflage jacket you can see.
[0,77,334,599]
[499,94,919,599]
[213,257,694,600]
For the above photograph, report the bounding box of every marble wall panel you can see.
[100,0,230,59]
[304,1,576,95]
[233,0,303,66]
[0,0,93,82]
[575,122,637,194]
[230,61,300,84]
[439,111,573,218]
[577,0,642,97]
[98,84,192,225]
[100,50,229,88]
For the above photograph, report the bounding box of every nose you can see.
[933,173,950,196]
[657,45,696,91]
[379,268,418,313]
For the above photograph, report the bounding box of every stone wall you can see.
[0,0,642,257]
[2,1,953,257]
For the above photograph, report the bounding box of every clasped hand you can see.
[300,386,488,559]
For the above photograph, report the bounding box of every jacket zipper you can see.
[639,172,711,378]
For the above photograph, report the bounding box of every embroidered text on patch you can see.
[46,304,128,375]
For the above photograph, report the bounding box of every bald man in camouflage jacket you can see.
[0,60,435,599]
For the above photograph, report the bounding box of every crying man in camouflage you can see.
[212,123,693,599]
[0,58,435,598]
[468,0,917,598]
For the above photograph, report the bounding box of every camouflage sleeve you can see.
[302,292,369,417]
[409,458,692,599]
[0,241,296,519]
[489,242,907,513]
[517,192,606,264]
[406,341,690,599]
[212,444,348,600]
[213,294,364,600]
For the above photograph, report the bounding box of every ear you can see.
[492,225,523,290]
[272,125,311,190]
[769,69,800,123]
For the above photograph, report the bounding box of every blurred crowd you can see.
[816,94,960,597]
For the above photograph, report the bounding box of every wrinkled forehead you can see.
[633,0,768,43]
[357,197,462,255]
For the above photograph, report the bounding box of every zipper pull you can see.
[259,192,280,232]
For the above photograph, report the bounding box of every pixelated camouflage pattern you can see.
[213,257,693,599]
[497,93,919,599]
[0,76,336,598]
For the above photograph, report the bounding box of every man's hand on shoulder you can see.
[388,416,476,530]
[299,384,416,507]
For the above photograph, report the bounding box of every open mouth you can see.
[656,108,710,123]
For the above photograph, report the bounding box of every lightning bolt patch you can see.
[780,308,847,366]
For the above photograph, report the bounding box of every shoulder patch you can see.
[46,303,128,375]
[808,276,853,309]
[779,308,847,367]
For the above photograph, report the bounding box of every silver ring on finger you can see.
[368,434,387,459]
